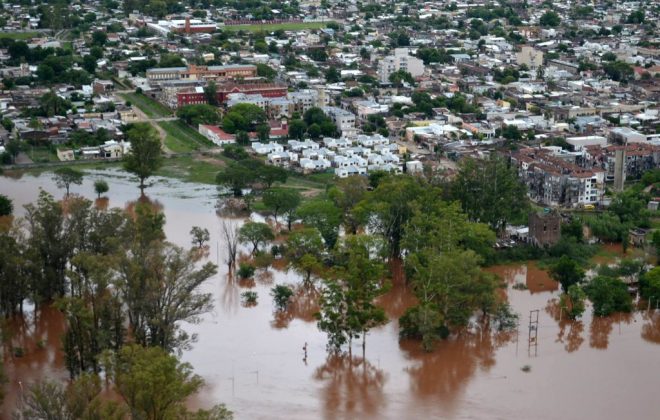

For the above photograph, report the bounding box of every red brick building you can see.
[176,83,287,108]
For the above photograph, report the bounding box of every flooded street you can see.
[1,169,659,420]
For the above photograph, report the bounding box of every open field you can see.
[120,93,172,118]
[221,22,330,32]
[0,31,39,40]
[159,120,215,153]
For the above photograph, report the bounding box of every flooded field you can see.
[1,169,659,420]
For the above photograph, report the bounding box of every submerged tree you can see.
[316,235,389,355]
[238,221,274,255]
[449,155,528,232]
[123,123,163,194]
[118,243,217,351]
[53,167,84,197]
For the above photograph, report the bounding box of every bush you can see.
[241,291,258,305]
[238,263,255,279]
[584,276,633,317]
[399,304,448,352]
[253,251,273,269]
[271,285,294,310]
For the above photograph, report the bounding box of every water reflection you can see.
[313,353,386,419]
[589,313,633,350]
[2,305,67,414]
[401,330,513,408]
[545,299,585,353]
[641,311,660,344]
[271,286,319,329]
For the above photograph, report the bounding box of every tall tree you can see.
[285,227,325,287]
[354,175,425,257]
[238,221,274,255]
[296,199,342,249]
[118,243,217,351]
[53,167,84,197]
[450,155,528,232]
[123,123,163,194]
[0,194,13,216]
[23,191,71,302]
[58,253,125,377]
[262,188,301,225]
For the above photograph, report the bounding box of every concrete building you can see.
[516,46,544,70]
[528,212,561,247]
[378,48,425,84]
[176,83,287,108]
[146,64,257,84]
[323,106,357,137]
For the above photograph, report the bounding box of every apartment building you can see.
[378,48,425,84]
[511,148,605,208]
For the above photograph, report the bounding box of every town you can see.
[0,1,659,419]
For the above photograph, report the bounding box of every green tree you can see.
[330,235,389,355]
[403,248,499,351]
[53,167,84,198]
[559,284,586,320]
[539,10,561,27]
[91,30,107,46]
[190,226,210,248]
[222,103,266,133]
[354,175,424,257]
[0,194,13,216]
[263,188,301,225]
[640,267,660,303]
[0,231,28,316]
[238,221,274,254]
[450,155,528,232]
[40,90,70,116]
[159,53,185,68]
[328,176,369,234]
[177,104,221,126]
[584,276,633,317]
[58,253,125,377]
[288,119,307,140]
[296,199,342,248]
[285,227,325,286]
[216,160,258,197]
[549,255,585,292]
[94,179,109,198]
[123,123,163,194]
[4,138,21,163]
[271,284,294,310]
[389,70,415,87]
[110,345,232,420]
[204,80,219,106]
[256,63,277,80]
[118,243,217,351]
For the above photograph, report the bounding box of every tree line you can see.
[0,190,231,418]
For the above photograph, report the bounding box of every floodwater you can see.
[1,169,659,420]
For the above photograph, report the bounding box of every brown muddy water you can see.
[1,169,659,420]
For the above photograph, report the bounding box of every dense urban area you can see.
[0,0,659,419]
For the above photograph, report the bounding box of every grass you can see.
[221,21,330,33]
[159,120,214,153]
[0,31,38,40]
[27,147,59,163]
[156,155,223,184]
[121,93,172,118]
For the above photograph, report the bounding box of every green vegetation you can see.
[123,123,164,193]
[0,31,38,40]
[159,120,214,152]
[121,92,172,118]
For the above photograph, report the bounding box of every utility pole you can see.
[528,309,539,357]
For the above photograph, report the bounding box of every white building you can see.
[378,48,426,84]
[323,106,357,137]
